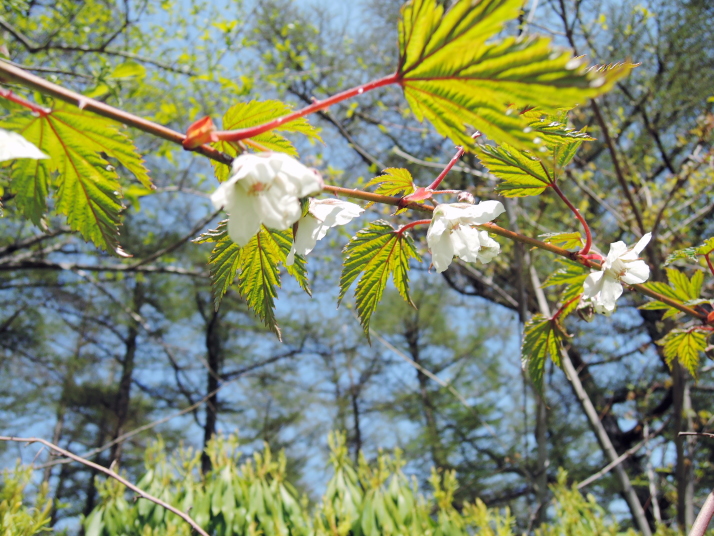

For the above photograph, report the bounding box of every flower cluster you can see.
[211,153,323,246]
[426,201,505,273]
[581,233,652,314]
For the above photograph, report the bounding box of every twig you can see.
[0,61,709,324]
[690,491,714,536]
[0,435,209,536]
[577,424,665,489]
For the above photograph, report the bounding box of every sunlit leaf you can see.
[640,268,703,320]
[1,103,152,253]
[522,314,564,392]
[365,168,417,214]
[397,0,634,153]
[339,221,420,339]
[540,232,584,250]
[658,329,708,377]
[196,222,309,338]
[213,100,322,182]
[665,237,714,265]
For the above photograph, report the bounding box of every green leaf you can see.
[365,168,416,198]
[640,268,703,319]
[541,258,588,319]
[397,0,634,153]
[665,237,714,265]
[540,232,584,250]
[365,168,417,214]
[658,329,708,377]
[203,222,243,309]
[479,143,551,197]
[522,314,564,392]
[339,221,421,339]
[196,222,310,333]
[2,104,152,253]
[213,100,322,182]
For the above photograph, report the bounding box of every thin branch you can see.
[0,16,196,76]
[690,491,714,536]
[577,423,666,489]
[0,435,209,536]
[1,62,709,324]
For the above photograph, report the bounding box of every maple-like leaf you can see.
[1,103,151,254]
[640,268,703,320]
[339,221,420,339]
[365,168,417,213]
[212,100,322,182]
[195,222,310,338]
[522,314,564,392]
[397,0,632,153]
[658,329,708,377]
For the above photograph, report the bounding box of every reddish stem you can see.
[550,182,593,255]
[425,133,481,191]
[705,253,714,278]
[215,73,401,142]
[427,146,466,190]
[552,294,581,321]
[0,87,49,116]
[398,219,432,236]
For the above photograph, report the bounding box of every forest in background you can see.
[0,0,713,534]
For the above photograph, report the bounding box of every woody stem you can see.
[398,219,432,235]
[550,182,593,255]
[214,72,402,142]
[1,61,706,324]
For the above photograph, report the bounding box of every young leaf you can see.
[542,258,588,319]
[479,143,552,197]
[1,104,152,254]
[196,222,310,335]
[212,100,322,182]
[522,314,564,392]
[658,329,708,377]
[365,168,416,198]
[665,237,714,265]
[478,111,592,196]
[397,0,633,153]
[339,221,421,339]
[365,168,417,213]
[640,268,703,319]
[540,232,584,251]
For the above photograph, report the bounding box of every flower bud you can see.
[457,191,475,204]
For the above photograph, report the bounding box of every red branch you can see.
[214,73,401,142]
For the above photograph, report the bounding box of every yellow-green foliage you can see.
[78,433,689,536]
[0,465,53,535]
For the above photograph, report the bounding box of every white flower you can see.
[286,198,364,265]
[0,128,48,161]
[426,201,505,273]
[581,233,652,314]
[211,153,323,247]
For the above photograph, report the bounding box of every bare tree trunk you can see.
[109,282,143,466]
[674,364,695,531]
[201,306,222,474]
[529,267,652,536]
[405,321,448,469]
[505,199,549,523]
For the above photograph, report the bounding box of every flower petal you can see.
[428,230,455,273]
[599,275,624,309]
[476,230,500,263]
[632,233,652,255]
[621,260,650,284]
[582,271,605,299]
[451,226,482,262]
[226,193,262,247]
